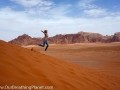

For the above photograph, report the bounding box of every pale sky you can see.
[0,0,120,41]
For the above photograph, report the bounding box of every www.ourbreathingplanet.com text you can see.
[0,85,54,90]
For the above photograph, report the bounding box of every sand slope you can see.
[40,43,120,77]
[0,40,120,90]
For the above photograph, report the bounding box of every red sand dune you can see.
[0,40,120,90]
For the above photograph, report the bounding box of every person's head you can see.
[44,30,47,33]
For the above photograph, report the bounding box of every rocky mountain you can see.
[9,32,120,45]
[112,32,120,42]
[9,34,42,46]
[48,32,104,44]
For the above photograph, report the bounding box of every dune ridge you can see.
[0,40,120,90]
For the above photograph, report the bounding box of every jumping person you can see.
[38,30,49,51]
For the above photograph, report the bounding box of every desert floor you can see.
[1,41,120,90]
[28,42,120,77]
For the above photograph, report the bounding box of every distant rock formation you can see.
[9,34,42,46]
[48,32,111,44]
[112,32,120,42]
[9,32,120,45]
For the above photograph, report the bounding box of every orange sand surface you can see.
[0,40,120,90]
[32,43,120,77]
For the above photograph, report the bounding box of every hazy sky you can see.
[0,0,120,41]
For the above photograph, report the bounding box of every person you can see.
[38,30,49,51]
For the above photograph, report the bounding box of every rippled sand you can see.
[0,41,120,90]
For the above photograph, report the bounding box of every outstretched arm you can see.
[41,30,44,33]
